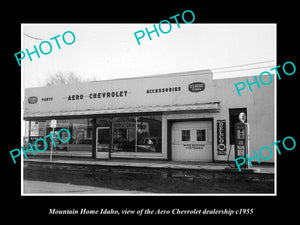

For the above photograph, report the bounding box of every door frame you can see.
[167,118,214,162]
[95,126,111,159]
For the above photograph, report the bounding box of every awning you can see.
[24,102,220,119]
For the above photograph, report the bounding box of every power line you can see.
[23,33,45,40]
[211,60,274,71]
[212,65,275,74]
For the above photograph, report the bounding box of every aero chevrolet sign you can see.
[24,70,215,118]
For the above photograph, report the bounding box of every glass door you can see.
[96,127,111,159]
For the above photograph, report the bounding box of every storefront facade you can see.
[23,70,274,163]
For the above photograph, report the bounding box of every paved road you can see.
[23,180,150,194]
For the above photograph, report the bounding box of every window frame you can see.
[196,129,207,142]
[181,130,191,142]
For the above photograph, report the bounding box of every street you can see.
[23,163,274,194]
[23,180,148,194]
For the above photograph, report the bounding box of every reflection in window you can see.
[25,119,93,156]
[137,116,162,153]
[97,128,111,152]
[112,115,162,153]
[113,117,136,152]
[67,119,93,152]
[45,120,68,150]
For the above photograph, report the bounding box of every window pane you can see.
[182,130,190,142]
[137,115,162,153]
[96,117,112,127]
[44,119,68,150]
[26,119,93,156]
[30,121,46,137]
[65,119,93,154]
[113,117,136,152]
[27,120,47,150]
[97,128,111,152]
[98,129,110,144]
[197,129,206,141]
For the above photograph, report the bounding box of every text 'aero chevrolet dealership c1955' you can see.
[23,70,274,164]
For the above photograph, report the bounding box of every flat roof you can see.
[25,69,213,89]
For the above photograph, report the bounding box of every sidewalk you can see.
[23,156,274,174]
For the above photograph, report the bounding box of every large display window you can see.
[63,119,92,153]
[26,118,93,156]
[113,115,162,153]
[25,115,162,157]
[113,116,136,152]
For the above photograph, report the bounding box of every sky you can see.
[21,23,276,88]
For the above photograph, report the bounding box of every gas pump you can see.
[234,112,249,169]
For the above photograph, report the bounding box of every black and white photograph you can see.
[21,23,276,195]
[3,5,298,221]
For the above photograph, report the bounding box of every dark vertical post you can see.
[92,117,96,159]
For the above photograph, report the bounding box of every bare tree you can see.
[45,71,83,86]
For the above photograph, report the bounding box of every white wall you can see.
[214,75,275,162]
[163,75,274,163]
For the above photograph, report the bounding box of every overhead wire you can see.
[212,64,275,74]
[211,60,274,71]
[23,33,45,40]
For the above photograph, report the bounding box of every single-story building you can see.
[23,70,275,163]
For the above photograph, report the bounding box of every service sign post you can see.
[217,120,226,155]
[50,119,57,162]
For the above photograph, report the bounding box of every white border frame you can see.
[20,23,277,196]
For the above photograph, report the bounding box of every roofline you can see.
[90,69,213,83]
[25,69,213,90]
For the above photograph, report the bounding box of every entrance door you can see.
[96,127,111,159]
[171,120,212,162]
